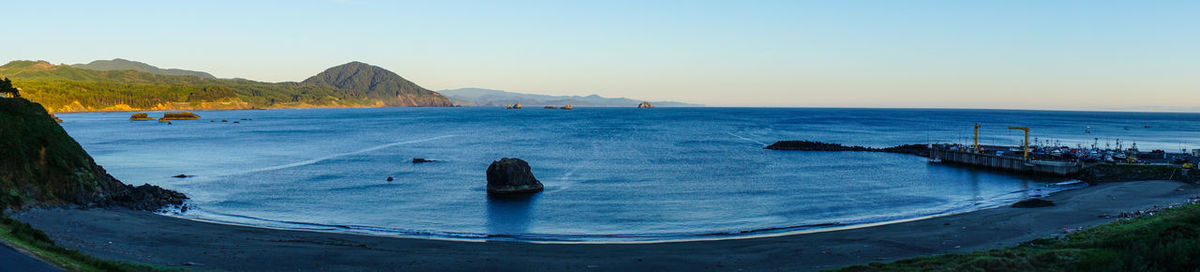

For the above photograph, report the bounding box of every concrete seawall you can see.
[930,149,1084,176]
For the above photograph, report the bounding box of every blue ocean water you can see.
[56,107,1200,242]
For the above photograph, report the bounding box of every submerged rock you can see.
[1012,198,1055,208]
[172,174,190,178]
[413,158,436,163]
[486,158,543,194]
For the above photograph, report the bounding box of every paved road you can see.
[0,243,61,272]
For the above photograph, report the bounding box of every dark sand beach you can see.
[14,180,1197,271]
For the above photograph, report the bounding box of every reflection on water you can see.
[487,193,538,236]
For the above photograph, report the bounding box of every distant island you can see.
[0,60,452,112]
[438,88,701,107]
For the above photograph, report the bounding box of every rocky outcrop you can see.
[486,158,543,194]
[129,112,154,121]
[1012,198,1055,208]
[162,111,200,120]
[0,98,187,211]
[1071,164,1200,184]
[638,102,654,108]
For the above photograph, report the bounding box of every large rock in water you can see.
[486,158,543,194]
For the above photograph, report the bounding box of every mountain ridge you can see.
[71,58,217,79]
[439,88,701,107]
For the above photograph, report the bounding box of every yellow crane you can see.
[1007,126,1030,160]
[973,123,981,152]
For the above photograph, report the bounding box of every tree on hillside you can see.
[0,77,19,98]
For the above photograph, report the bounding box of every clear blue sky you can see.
[2,1,1197,110]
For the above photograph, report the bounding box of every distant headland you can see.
[0,59,453,113]
[438,88,701,107]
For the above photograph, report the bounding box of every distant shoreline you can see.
[48,104,712,114]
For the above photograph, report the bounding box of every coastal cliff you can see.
[0,97,185,210]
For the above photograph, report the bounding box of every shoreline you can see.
[160,183,1082,245]
[13,180,1197,271]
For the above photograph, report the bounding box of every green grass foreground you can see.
[832,201,1200,272]
[0,216,189,272]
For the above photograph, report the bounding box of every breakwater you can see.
[929,148,1084,176]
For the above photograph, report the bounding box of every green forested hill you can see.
[71,58,217,79]
[303,61,453,107]
[0,60,452,112]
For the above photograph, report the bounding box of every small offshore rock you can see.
[386,176,394,182]
[172,174,190,178]
[413,158,436,163]
[129,112,154,121]
[1012,198,1055,208]
[486,158,544,194]
[162,112,200,120]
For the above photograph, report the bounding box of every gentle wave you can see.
[170,182,1084,243]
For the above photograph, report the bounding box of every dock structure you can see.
[930,147,1085,176]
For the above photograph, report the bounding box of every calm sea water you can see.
[57,107,1200,242]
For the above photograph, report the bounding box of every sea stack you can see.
[486,158,543,194]
[638,101,654,108]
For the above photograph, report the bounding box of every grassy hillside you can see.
[0,97,185,210]
[0,60,451,112]
[833,200,1200,271]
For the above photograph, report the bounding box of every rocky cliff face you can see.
[0,98,185,211]
[303,62,453,107]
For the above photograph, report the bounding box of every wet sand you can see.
[14,180,1198,271]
